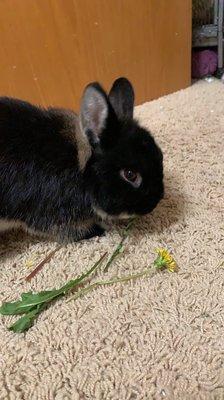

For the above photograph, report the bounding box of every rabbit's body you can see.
[0,78,164,242]
[0,98,98,241]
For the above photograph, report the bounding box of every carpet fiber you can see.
[0,80,223,400]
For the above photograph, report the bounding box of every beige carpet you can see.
[0,80,224,400]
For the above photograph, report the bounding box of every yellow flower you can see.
[24,258,35,269]
[154,248,178,272]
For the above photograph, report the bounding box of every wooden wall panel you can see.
[0,0,192,109]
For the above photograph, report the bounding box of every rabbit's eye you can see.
[120,169,142,188]
[124,170,137,182]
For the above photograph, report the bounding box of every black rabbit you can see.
[0,78,163,242]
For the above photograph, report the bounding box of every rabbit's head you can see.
[80,78,164,219]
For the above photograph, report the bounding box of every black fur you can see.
[0,78,164,242]
[109,77,135,119]
[85,119,164,216]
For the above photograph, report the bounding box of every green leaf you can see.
[0,252,107,320]
[0,291,57,315]
[21,292,33,300]
[9,304,45,333]
[9,314,35,333]
[0,300,35,315]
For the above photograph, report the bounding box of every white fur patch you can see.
[118,212,135,220]
[93,207,135,221]
[0,219,22,232]
[0,218,49,238]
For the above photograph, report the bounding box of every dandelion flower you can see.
[24,253,38,269]
[154,248,178,272]
[24,258,35,269]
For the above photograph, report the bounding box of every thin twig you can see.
[25,245,63,282]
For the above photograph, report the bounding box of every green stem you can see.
[104,217,136,272]
[68,265,155,303]
[61,251,107,293]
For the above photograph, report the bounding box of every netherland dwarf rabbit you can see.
[0,78,163,241]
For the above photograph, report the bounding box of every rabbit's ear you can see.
[80,83,108,147]
[109,77,134,120]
